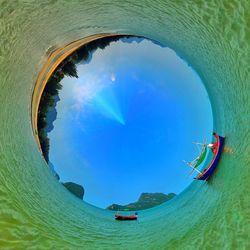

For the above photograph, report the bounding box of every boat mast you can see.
[183,137,207,176]
[187,163,202,174]
[183,160,202,174]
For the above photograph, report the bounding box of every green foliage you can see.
[61,61,78,78]
[40,137,50,162]
[37,74,64,162]
[75,46,89,63]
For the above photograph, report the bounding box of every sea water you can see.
[0,1,249,249]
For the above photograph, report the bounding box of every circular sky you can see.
[48,37,213,208]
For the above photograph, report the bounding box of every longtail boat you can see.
[184,132,225,181]
[115,214,138,221]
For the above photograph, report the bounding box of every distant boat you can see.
[115,214,138,221]
[184,132,225,181]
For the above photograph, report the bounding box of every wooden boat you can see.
[115,214,137,221]
[184,132,225,181]
[195,134,224,180]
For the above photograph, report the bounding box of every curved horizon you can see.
[0,1,249,249]
[46,37,213,208]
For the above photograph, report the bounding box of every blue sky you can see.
[48,38,213,208]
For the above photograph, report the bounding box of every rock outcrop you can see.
[107,192,176,211]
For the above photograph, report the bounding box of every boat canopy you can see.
[183,137,208,175]
[193,146,207,168]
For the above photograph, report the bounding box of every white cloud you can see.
[111,73,116,82]
[71,74,115,113]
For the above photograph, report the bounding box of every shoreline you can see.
[31,33,119,154]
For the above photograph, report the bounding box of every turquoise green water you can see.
[0,1,249,249]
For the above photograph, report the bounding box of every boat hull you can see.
[196,135,225,181]
[115,214,137,221]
